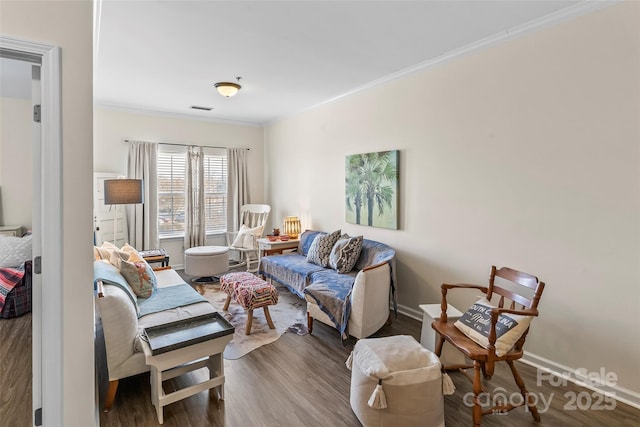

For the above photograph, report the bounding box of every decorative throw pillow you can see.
[119,259,156,298]
[101,241,119,250]
[231,224,264,249]
[306,230,341,267]
[298,230,323,256]
[120,243,138,255]
[93,241,129,264]
[0,234,32,268]
[454,298,534,357]
[329,235,363,274]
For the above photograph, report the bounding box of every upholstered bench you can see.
[219,272,279,335]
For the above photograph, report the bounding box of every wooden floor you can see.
[0,313,32,427]
[2,307,639,427]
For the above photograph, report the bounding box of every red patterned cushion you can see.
[220,272,278,310]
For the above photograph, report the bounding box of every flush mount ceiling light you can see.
[214,77,242,97]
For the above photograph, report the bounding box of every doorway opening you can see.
[0,36,64,427]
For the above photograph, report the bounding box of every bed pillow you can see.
[306,230,341,267]
[329,235,363,273]
[0,234,32,268]
[231,224,264,249]
[454,297,534,357]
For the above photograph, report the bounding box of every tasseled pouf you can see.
[346,335,445,427]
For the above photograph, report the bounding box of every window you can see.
[203,152,227,234]
[157,146,227,238]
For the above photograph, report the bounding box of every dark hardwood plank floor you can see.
[2,300,638,426]
[98,304,640,427]
[0,313,32,427]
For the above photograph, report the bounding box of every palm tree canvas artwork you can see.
[345,150,399,230]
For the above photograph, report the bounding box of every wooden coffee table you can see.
[141,313,234,424]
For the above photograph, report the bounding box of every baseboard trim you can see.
[403,303,640,409]
[396,303,422,321]
[521,352,640,410]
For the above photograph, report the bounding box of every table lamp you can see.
[283,216,301,239]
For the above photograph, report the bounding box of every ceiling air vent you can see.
[190,105,213,111]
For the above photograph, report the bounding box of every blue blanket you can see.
[137,284,206,318]
[260,236,396,336]
[95,261,207,318]
[94,260,140,314]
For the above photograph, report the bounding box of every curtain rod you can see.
[122,139,249,150]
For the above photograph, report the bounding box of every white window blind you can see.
[203,153,227,234]
[158,151,186,238]
[157,147,227,238]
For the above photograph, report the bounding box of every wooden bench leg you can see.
[104,380,118,412]
[223,294,231,311]
[245,309,254,335]
[307,312,314,334]
[263,306,275,329]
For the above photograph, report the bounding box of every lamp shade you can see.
[283,216,301,239]
[214,82,241,97]
[104,179,144,205]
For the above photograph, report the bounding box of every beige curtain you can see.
[226,148,250,232]
[126,141,159,250]
[184,146,205,248]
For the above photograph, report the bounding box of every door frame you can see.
[0,35,63,427]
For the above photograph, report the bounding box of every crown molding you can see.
[271,0,619,126]
[94,102,262,128]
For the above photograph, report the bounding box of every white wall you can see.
[0,1,95,425]
[0,97,33,229]
[93,108,265,266]
[265,1,640,398]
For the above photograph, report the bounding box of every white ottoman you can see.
[348,335,445,427]
[184,246,229,282]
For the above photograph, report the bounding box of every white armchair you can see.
[225,204,270,272]
[306,262,391,339]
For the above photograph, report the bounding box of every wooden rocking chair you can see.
[431,265,545,426]
[225,204,270,272]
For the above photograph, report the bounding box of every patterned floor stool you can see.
[347,335,445,427]
[220,272,279,335]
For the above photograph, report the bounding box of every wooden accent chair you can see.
[431,266,545,426]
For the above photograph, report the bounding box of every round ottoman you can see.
[184,246,229,282]
[348,335,444,427]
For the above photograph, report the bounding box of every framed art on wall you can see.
[345,149,399,230]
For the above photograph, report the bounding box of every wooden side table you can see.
[257,238,299,256]
[0,225,24,237]
[419,303,467,366]
[256,238,299,270]
[139,248,170,268]
[141,313,234,424]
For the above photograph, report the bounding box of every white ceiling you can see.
[94,0,589,125]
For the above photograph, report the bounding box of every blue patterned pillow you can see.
[298,230,324,256]
[329,235,363,273]
[306,230,341,267]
